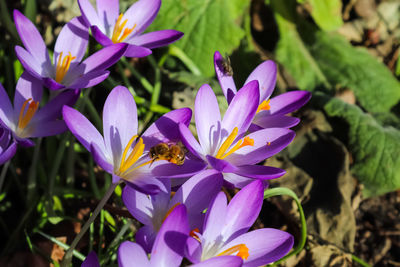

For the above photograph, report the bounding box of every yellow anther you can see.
[217,244,249,260]
[190,228,201,242]
[256,100,271,113]
[111,13,136,43]
[17,98,39,130]
[267,141,271,146]
[55,52,76,83]
[216,127,254,159]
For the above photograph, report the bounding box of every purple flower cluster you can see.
[0,1,311,266]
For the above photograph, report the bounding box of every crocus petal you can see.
[178,123,204,160]
[31,91,77,123]
[142,108,192,149]
[123,0,161,35]
[244,60,277,102]
[13,72,43,116]
[80,43,127,74]
[42,78,66,91]
[0,83,15,129]
[68,70,110,89]
[226,128,295,166]
[102,86,137,164]
[0,142,17,165]
[135,225,158,253]
[82,251,100,267]
[62,106,106,154]
[206,155,237,173]
[195,84,222,155]
[221,180,263,241]
[253,114,300,129]
[125,175,166,195]
[54,16,89,64]
[171,169,223,214]
[222,172,254,189]
[118,241,150,267]
[78,0,104,31]
[90,143,113,174]
[13,10,51,68]
[151,158,207,179]
[202,192,227,242]
[214,51,237,100]
[127,30,184,49]
[14,46,45,78]
[28,120,67,137]
[124,44,152,58]
[191,256,243,267]
[90,25,113,46]
[233,165,286,180]
[150,205,189,267]
[222,80,259,136]
[223,229,294,267]
[122,185,153,225]
[185,237,203,263]
[96,0,119,36]
[269,90,312,115]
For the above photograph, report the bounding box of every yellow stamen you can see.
[267,141,271,146]
[217,244,249,260]
[17,98,39,130]
[162,203,180,223]
[215,127,254,159]
[256,100,271,113]
[111,13,137,43]
[55,52,76,83]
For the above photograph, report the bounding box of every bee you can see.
[220,54,233,76]
[149,142,185,165]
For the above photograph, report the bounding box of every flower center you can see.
[17,98,39,131]
[111,13,137,43]
[217,244,249,260]
[118,135,149,176]
[215,127,254,159]
[256,100,270,113]
[55,52,76,83]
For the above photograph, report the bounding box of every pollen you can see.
[217,244,249,260]
[17,98,39,130]
[256,100,271,113]
[55,52,76,83]
[215,127,254,159]
[111,13,137,43]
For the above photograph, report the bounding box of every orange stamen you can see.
[17,98,39,130]
[111,13,136,43]
[217,244,249,260]
[256,100,271,113]
[216,127,254,159]
[55,52,76,83]
[190,228,201,242]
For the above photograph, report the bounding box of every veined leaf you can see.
[150,0,245,76]
[305,0,343,31]
[323,96,400,197]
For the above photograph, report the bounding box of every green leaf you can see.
[150,0,245,76]
[305,0,343,31]
[323,96,400,197]
[272,1,400,113]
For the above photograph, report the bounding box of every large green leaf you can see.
[272,0,400,113]
[150,0,245,76]
[305,0,343,31]
[323,96,400,197]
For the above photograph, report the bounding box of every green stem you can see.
[120,57,154,93]
[65,136,76,186]
[169,46,202,75]
[351,255,371,267]
[61,182,119,266]
[88,157,101,199]
[26,138,42,205]
[0,161,10,193]
[85,98,102,129]
[48,133,70,198]
[148,56,161,105]
[264,187,307,266]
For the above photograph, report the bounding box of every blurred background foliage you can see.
[0,0,399,266]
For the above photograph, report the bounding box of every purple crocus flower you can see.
[118,204,189,267]
[78,0,183,57]
[122,169,223,253]
[214,51,311,130]
[13,10,128,91]
[63,85,206,194]
[0,126,17,165]
[81,251,100,267]
[0,72,77,147]
[179,83,295,188]
[185,180,294,267]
